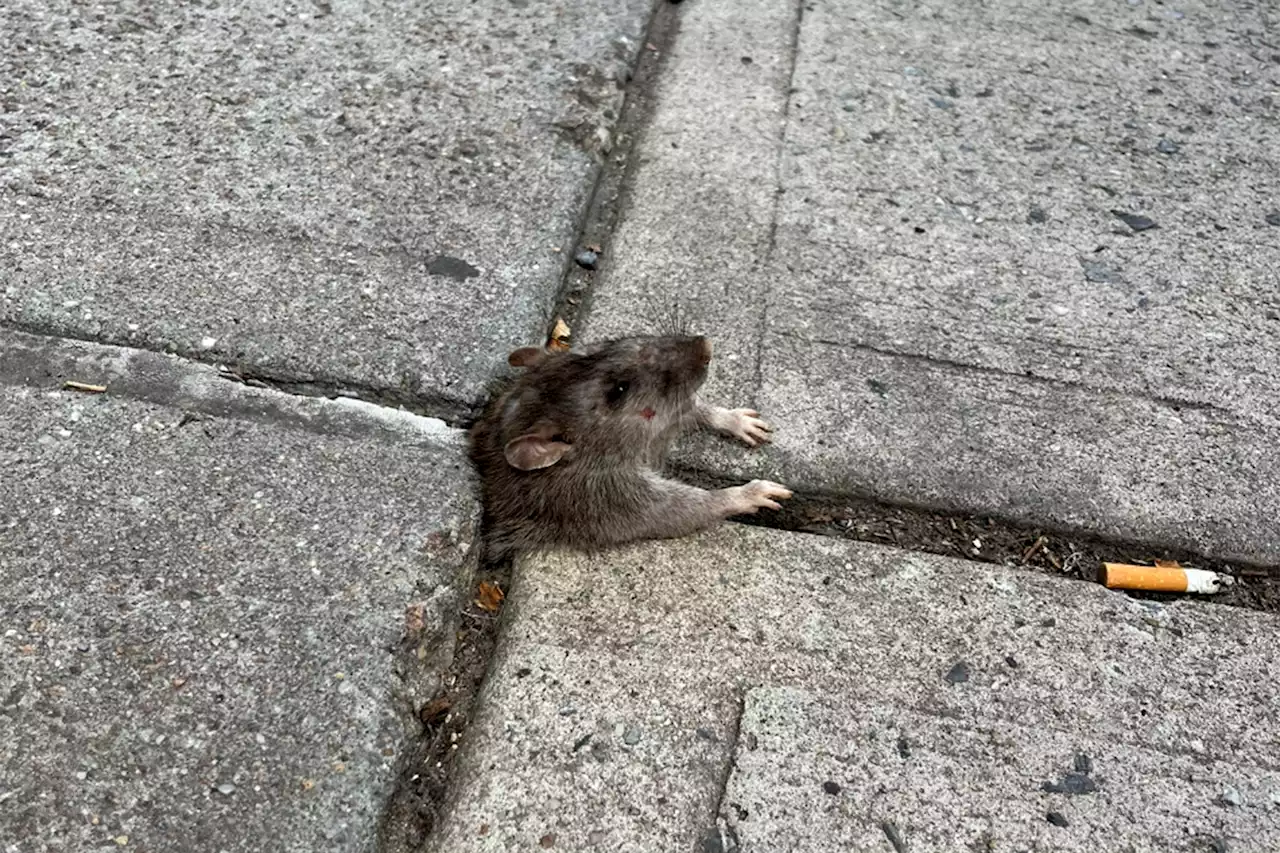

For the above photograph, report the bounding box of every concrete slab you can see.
[580,0,1280,561]
[0,330,477,852]
[430,525,1280,851]
[0,0,655,419]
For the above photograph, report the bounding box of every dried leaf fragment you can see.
[475,581,505,612]
[548,317,571,352]
[64,381,107,393]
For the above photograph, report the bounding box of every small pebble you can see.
[1027,206,1048,224]
[214,782,236,796]
[929,97,954,110]
[1111,210,1158,232]
[1220,786,1243,806]
[1047,811,1069,827]
[822,781,841,795]
[944,661,970,684]
[1156,139,1180,154]
[573,250,599,270]
[1042,772,1097,795]
[1081,260,1123,283]
[623,725,642,745]
[695,726,719,742]
[1265,212,1280,226]
[557,704,576,716]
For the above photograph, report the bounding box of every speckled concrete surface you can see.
[0,330,477,853]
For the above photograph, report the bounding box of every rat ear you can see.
[508,346,548,368]
[503,432,573,470]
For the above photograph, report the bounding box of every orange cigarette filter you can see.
[1100,562,1225,594]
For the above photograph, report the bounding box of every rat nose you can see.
[693,336,711,366]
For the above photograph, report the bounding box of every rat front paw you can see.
[717,408,774,447]
[726,480,793,515]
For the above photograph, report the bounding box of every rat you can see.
[468,334,793,564]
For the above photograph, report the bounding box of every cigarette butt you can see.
[64,381,107,393]
[1100,562,1228,594]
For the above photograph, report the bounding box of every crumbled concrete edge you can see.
[0,327,467,449]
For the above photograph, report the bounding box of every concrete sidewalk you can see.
[0,0,653,419]
[3,0,1278,850]
[582,0,1280,563]
[0,331,476,852]
[431,526,1280,852]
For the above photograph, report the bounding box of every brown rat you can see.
[468,334,792,563]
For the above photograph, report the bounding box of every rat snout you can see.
[668,335,711,390]
[694,336,712,366]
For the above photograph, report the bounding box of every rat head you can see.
[498,334,713,471]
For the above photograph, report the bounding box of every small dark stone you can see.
[913,225,925,234]
[1040,617,1057,628]
[572,733,592,752]
[1005,655,1019,668]
[822,780,841,795]
[745,732,758,751]
[696,726,719,742]
[881,821,907,853]
[427,255,480,280]
[1265,309,1279,321]
[944,661,971,684]
[740,56,752,64]
[516,667,532,678]
[929,97,954,110]
[573,250,599,270]
[1209,835,1230,853]
[1111,210,1159,232]
[896,736,911,759]
[1265,211,1280,226]
[1074,753,1094,774]
[1027,206,1048,224]
[1081,261,1123,284]
[623,725,642,745]
[1047,811,1069,827]
[1042,771,1098,795]
[1126,25,1157,39]
[1156,138,1180,154]
[867,378,890,397]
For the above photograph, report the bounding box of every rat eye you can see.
[605,380,630,405]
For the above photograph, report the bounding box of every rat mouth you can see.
[641,407,656,420]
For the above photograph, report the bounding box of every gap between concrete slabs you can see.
[427,524,1280,853]
[576,0,1280,565]
[0,329,477,853]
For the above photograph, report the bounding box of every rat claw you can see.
[725,409,773,447]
